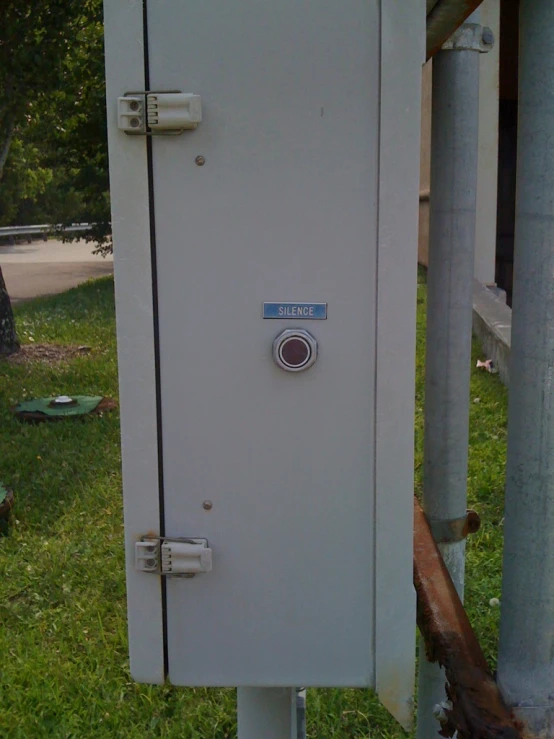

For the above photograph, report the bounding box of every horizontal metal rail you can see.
[0,223,92,238]
[414,497,523,739]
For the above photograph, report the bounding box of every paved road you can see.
[1,239,114,304]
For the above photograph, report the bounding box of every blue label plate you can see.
[263,302,327,319]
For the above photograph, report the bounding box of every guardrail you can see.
[0,223,92,242]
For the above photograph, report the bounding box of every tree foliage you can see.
[0,0,109,354]
[0,0,109,244]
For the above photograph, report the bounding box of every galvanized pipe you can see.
[237,688,298,739]
[295,689,306,739]
[417,29,481,739]
[497,0,554,734]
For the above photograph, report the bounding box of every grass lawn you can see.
[0,274,508,738]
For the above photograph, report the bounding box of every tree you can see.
[0,267,18,355]
[59,17,110,252]
[0,0,107,354]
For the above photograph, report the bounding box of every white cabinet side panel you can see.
[147,0,380,686]
[103,0,164,683]
[375,0,424,729]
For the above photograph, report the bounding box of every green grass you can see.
[0,274,508,737]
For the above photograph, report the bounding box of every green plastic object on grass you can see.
[14,395,104,417]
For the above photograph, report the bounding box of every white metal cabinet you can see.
[104,0,424,727]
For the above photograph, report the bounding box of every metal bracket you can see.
[441,23,495,53]
[427,509,481,543]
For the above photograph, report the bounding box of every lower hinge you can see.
[135,537,212,578]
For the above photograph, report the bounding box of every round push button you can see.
[279,336,311,368]
[273,329,318,372]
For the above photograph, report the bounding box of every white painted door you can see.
[148,0,380,686]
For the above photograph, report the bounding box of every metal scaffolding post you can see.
[416,15,490,739]
[237,688,298,739]
[497,1,554,735]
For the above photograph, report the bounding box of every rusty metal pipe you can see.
[414,497,523,739]
[426,0,484,59]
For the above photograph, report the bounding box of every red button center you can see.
[279,337,311,368]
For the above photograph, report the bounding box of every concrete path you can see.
[0,239,114,304]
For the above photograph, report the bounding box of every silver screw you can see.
[130,117,140,128]
[203,500,213,510]
[129,100,140,112]
[195,155,206,166]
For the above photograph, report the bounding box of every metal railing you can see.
[0,223,92,242]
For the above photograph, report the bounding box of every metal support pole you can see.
[497,1,554,735]
[416,18,482,739]
[237,688,298,739]
[295,689,306,739]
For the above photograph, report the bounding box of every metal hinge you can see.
[118,91,202,135]
[135,537,212,577]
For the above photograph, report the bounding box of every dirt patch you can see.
[2,343,92,366]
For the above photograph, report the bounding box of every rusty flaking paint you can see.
[414,497,524,739]
[426,0,484,60]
